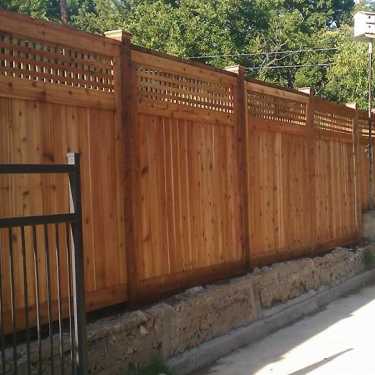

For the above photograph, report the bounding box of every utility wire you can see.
[188,47,340,59]
[247,63,333,70]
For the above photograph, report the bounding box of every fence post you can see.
[67,152,89,375]
[225,65,251,269]
[105,30,139,302]
[371,112,375,209]
[304,89,317,254]
[348,103,361,237]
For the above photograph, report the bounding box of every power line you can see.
[188,47,340,60]
[247,63,333,70]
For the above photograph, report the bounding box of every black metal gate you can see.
[0,153,88,375]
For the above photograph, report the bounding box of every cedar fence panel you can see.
[246,84,361,266]
[246,82,315,265]
[0,10,127,332]
[0,9,372,329]
[313,98,359,248]
[127,49,246,300]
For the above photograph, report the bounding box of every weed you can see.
[363,249,375,270]
[124,358,174,375]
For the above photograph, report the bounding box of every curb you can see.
[167,268,375,375]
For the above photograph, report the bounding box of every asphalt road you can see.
[195,284,375,375]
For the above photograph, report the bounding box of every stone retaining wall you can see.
[88,246,371,374]
[253,247,366,308]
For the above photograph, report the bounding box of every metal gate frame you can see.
[0,153,88,374]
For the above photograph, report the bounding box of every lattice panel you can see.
[136,65,235,113]
[0,31,115,92]
[358,112,375,138]
[247,91,307,127]
[359,113,369,138]
[314,110,353,135]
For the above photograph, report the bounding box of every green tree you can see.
[1,0,367,105]
[245,0,354,88]
[72,0,125,33]
[323,26,369,109]
[0,0,86,22]
[0,0,59,19]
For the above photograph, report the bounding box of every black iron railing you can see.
[0,153,88,375]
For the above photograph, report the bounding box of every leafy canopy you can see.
[3,0,375,108]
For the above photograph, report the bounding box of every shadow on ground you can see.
[288,348,353,375]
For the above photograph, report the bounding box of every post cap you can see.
[104,30,132,43]
[224,65,246,75]
[345,102,357,109]
[298,87,314,96]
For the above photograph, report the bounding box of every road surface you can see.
[195,284,375,375]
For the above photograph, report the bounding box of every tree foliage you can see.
[2,0,374,107]
[323,26,369,109]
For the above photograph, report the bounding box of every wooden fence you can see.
[247,85,362,265]
[0,10,373,329]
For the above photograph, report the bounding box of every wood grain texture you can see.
[247,90,360,265]
[134,112,243,289]
[0,97,127,331]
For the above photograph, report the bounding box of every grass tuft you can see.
[363,248,375,270]
[124,358,174,375]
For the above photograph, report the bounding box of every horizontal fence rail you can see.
[0,154,88,375]
[0,214,78,228]
[0,165,77,174]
